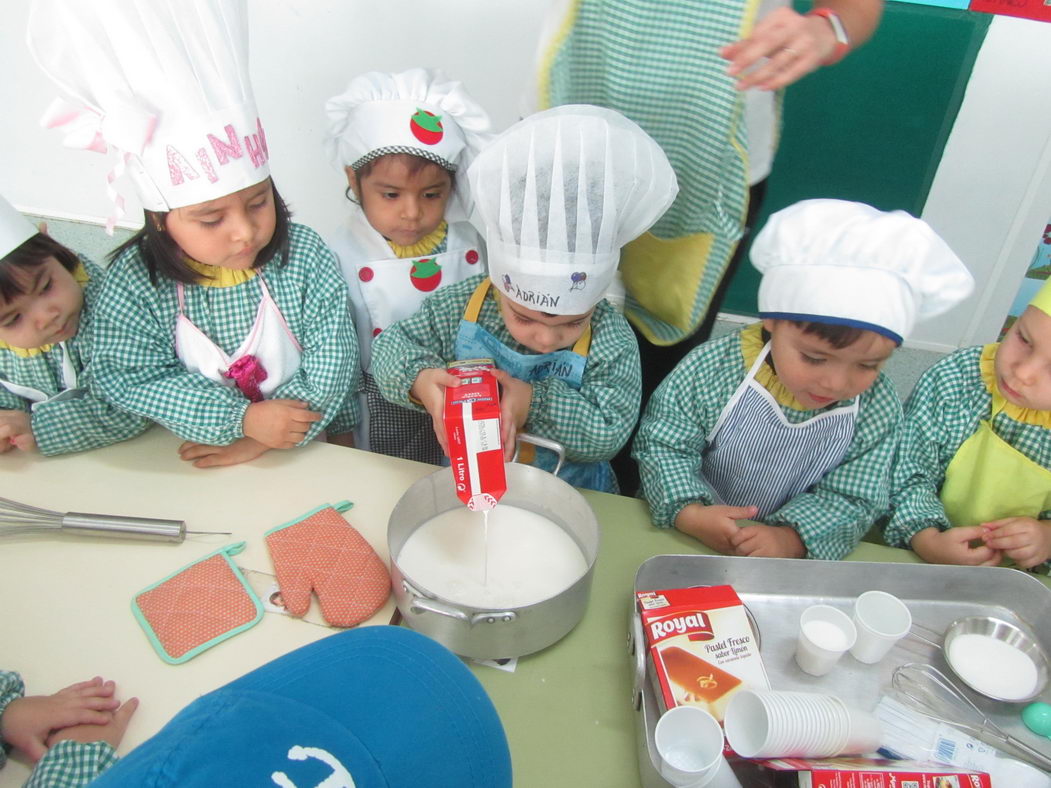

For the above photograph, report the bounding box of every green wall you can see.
[722,2,991,315]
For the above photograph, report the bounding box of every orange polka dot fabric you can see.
[135,553,260,662]
[265,506,391,628]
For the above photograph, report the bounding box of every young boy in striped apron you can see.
[370,105,677,493]
[634,200,974,559]
[887,278,1051,570]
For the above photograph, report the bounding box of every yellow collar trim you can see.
[740,322,811,411]
[186,258,257,287]
[386,222,448,259]
[0,262,90,357]
[980,342,1051,427]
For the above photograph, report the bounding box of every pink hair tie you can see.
[224,355,268,402]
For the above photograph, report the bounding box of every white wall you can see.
[0,0,545,234]
[920,15,1051,351]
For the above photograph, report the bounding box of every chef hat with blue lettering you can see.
[468,105,678,315]
[752,199,974,344]
[28,0,269,222]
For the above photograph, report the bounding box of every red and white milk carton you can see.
[638,585,770,722]
[444,359,506,511]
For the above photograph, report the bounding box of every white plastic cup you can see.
[849,590,912,664]
[654,706,742,788]
[795,604,857,676]
[723,689,848,759]
[838,702,883,755]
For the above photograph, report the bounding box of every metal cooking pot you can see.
[388,458,600,660]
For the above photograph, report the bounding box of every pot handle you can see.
[406,586,518,628]
[514,433,566,476]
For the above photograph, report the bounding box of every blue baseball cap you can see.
[93,626,512,787]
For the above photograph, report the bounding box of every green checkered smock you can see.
[370,274,641,464]
[0,258,150,455]
[1,671,119,786]
[92,223,358,445]
[633,325,902,560]
[886,344,1051,548]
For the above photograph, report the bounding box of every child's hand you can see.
[410,368,460,457]
[47,697,138,752]
[0,410,35,453]
[0,677,120,762]
[178,437,269,468]
[981,517,1051,569]
[911,526,1002,566]
[674,503,759,554]
[243,399,321,449]
[730,523,806,558]
[491,369,533,460]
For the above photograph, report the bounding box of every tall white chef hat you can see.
[752,199,974,345]
[324,68,492,223]
[27,0,269,220]
[467,105,677,315]
[0,195,37,260]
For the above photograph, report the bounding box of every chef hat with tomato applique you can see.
[0,195,37,260]
[325,68,493,223]
[751,199,975,345]
[27,0,270,229]
[467,104,678,316]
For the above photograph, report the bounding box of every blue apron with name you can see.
[454,280,614,492]
[703,342,859,518]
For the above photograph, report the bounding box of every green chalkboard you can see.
[722,2,991,315]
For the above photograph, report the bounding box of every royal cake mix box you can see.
[638,585,769,722]
[758,758,992,788]
[444,359,506,511]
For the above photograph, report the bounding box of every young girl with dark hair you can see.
[0,195,148,455]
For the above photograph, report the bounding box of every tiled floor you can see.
[32,214,949,401]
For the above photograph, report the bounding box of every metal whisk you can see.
[892,662,1051,771]
[0,496,226,543]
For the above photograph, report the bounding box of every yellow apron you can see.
[940,403,1051,528]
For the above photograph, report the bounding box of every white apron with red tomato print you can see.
[329,209,486,372]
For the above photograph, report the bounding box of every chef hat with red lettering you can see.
[468,104,677,315]
[27,0,269,223]
[325,68,493,222]
[752,199,974,344]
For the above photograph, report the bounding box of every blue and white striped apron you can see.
[703,343,858,518]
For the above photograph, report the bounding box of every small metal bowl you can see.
[942,616,1049,703]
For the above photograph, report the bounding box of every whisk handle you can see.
[62,513,185,543]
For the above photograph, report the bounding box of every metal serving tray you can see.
[628,555,1051,787]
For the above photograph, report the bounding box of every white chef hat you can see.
[27,0,269,218]
[325,68,492,222]
[0,195,37,260]
[752,199,974,344]
[468,105,677,315]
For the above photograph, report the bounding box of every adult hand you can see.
[720,7,838,91]
[242,399,320,449]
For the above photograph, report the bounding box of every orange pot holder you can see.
[264,501,390,628]
[132,542,263,664]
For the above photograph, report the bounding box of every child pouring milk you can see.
[28,0,359,468]
[634,200,974,559]
[324,68,492,464]
[370,105,677,493]
[887,277,1051,569]
[0,195,148,454]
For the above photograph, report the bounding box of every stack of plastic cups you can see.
[723,689,882,759]
[654,706,742,788]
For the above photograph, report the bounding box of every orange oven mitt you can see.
[264,501,390,628]
[132,542,263,664]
